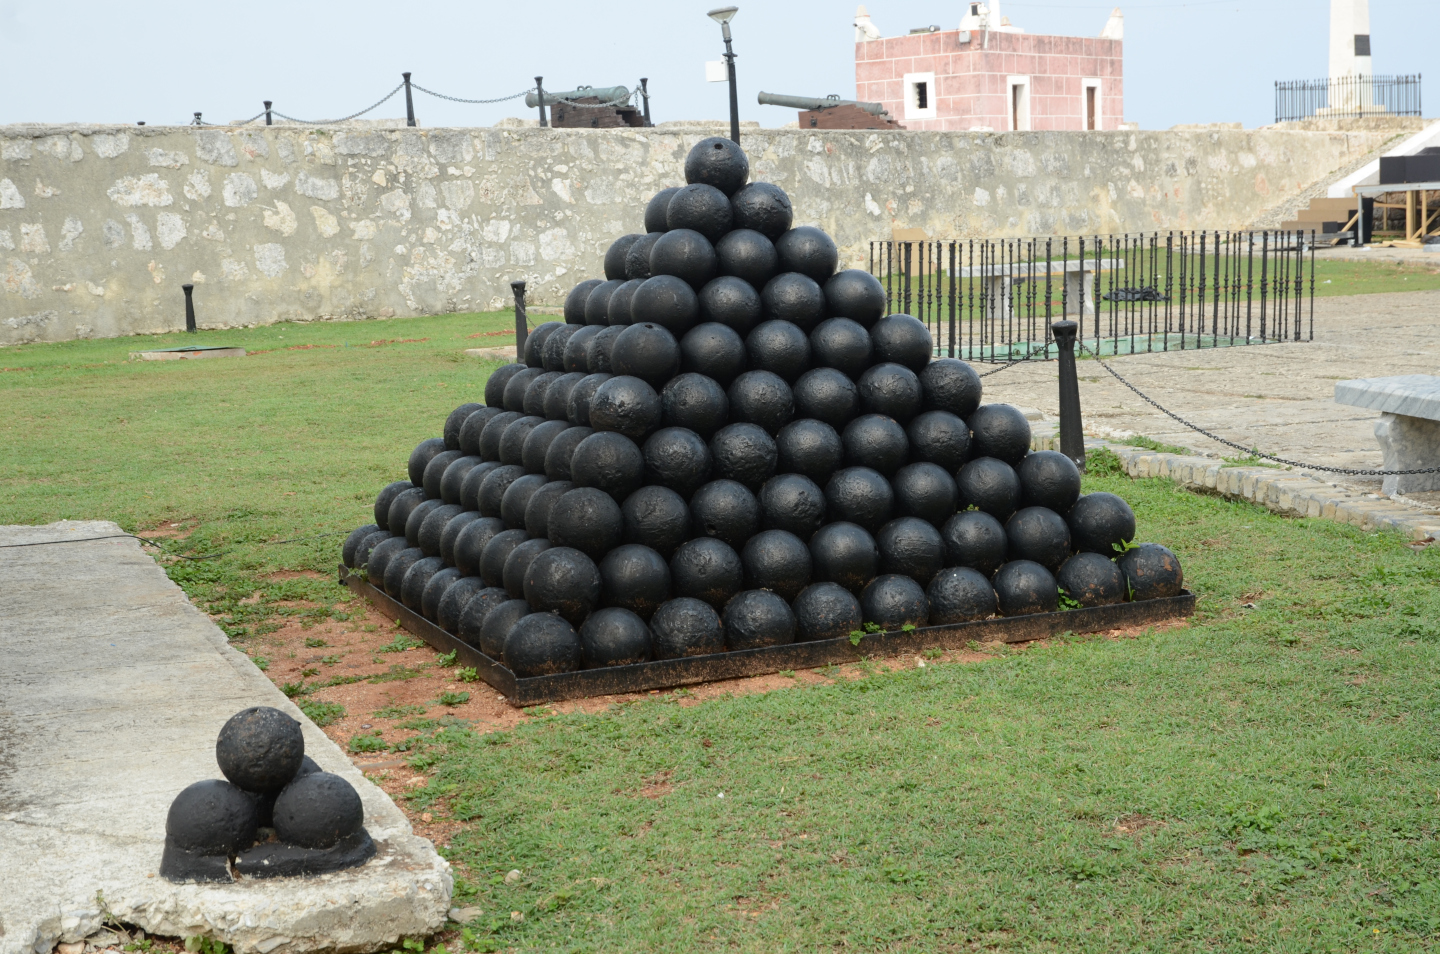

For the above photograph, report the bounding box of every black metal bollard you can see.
[640,77,653,126]
[512,281,528,355]
[403,73,416,127]
[1051,320,1085,470]
[192,112,203,126]
[183,284,197,333]
[535,77,548,127]
[264,101,273,126]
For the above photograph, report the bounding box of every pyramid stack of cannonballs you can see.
[341,138,1184,679]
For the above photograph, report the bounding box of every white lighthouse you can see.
[1328,0,1374,111]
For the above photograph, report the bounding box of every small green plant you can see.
[123,942,155,954]
[280,681,309,698]
[1058,589,1083,611]
[438,690,471,707]
[900,623,917,632]
[251,655,270,672]
[321,654,342,665]
[298,699,346,727]
[349,731,388,754]
[304,636,328,648]
[779,669,797,678]
[848,629,866,646]
[379,632,424,653]
[1119,434,1190,455]
[456,666,480,682]
[923,647,944,660]
[376,703,427,719]
[436,649,458,667]
[300,666,319,677]
[370,664,428,683]
[184,937,231,954]
[1085,447,1127,477]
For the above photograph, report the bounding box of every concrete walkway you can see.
[0,522,450,954]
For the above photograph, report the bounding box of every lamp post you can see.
[708,6,740,144]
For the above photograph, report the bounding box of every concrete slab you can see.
[0,521,451,954]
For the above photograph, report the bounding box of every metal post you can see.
[640,77,653,126]
[1051,320,1084,470]
[403,73,416,127]
[534,77,549,127]
[192,112,203,126]
[182,284,197,333]
[512,281,528,355]
[264,101,272,126]
[722,26,740,144]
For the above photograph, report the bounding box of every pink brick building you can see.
[854,6,1125,132]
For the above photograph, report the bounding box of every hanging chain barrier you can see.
[409,84,534,105]
[268,81,406,126]
[977,341,1056,378]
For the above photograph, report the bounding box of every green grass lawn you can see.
[3,309,1440,951]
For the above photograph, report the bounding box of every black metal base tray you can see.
[340,568,1195,707]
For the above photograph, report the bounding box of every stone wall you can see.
[0,122,1393,345]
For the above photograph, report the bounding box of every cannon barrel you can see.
[524,86,630,109]
[757,92,887,115]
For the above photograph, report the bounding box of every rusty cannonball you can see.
[858,362,923,423]
[859,574,929,631]
[907,410,971,473]
[486,362,528,405]
[480,528,529,589]
[386,486,427,539]
[893,462,959,526]
[544,426,593,481]
[611,323,680,388]
[776,418,844,485]
[685,136,750,196]
[775,226,838,284]
[792,582,863,642]
[1017,451,1082,514]
[343,523,380,569]
[661,372,729,438]
[599,543,671,620]
[606,282,643,329]
[870,314,933,372]
[650,229,718,291]
[741,529,812,601]
[877,516,945,585]
[761,272,825,332]
[689,479,759,549]
[1057,552,1126,607]
[216,706,304,795]
[823,270,887,328]
[565,280,604,324]
[579,607,653,668]
[401,555,446,611]
[968,404,1032,466]
[441,456,483,506]
[625,232,663,281]
[842,413,909,477]
[571,431,646,503]
[1117,544,1184,601]
[502,367,542,411]
[746,319,812,383]
[584,280,625,327]
[723,589,796,650]
[374,481,412,532]
[649,597,725,659]
[993,560,1059,616]
[589,376,662,441]
[523,479,573,539]
[680,322,747,386]
[452,516,505,578]
[1067,492,1137,556]
[565,374,612,428]
[437,575,486,634]
[759,473,826,539]
[547,486,624,560]
[809,521,880,592]
[541,326,580,374]
[500,473,549,530]
[810,318,873,378]
[792,368,860,430]
[563,326,604,373]
[716,228,779,289]
[522,419,571,475]
[727,370,794,435]
[919,358,983,418]
[710,422,777,492]
[445,403,483,451]
[956,457,1022,522]
[1005,506,1071,573]
[408,437,448,487]
[698,276,763,335]
[478,411,522,461]
[629,275,700,336]
[824,466,894,534]
[730,181,793,239]
[670,536,744,610]
[926,567,997,624]
[459,407,505,456]
[940,510,1008,578]
[643,426,713,498]
[523,546,602,625]
[478,598,530,659]
[605,234,644,280]
[477,464,527,518]
[586,327,626,374]
[666,183,733,243]
[644,187,681,233]
[622,485,691,559]
[456,586,510,651]
[504,612,583,677]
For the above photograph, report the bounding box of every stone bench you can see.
[1334,375,1440,494]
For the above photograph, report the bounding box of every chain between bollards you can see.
[512,281,528,355]
[182,284,197,333]
[1052,320,1085,471]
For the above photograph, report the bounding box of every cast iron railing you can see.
[1275,73,1421,123]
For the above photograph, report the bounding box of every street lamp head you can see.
[708,6,738,24]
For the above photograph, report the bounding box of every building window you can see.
[903,71,937,120]
[1082,78,1102,131]
[1007,75,1030,131]
[916,82,928,110]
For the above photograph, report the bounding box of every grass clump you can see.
[297,699,346,727]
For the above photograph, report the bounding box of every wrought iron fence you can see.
[867,231,1315,363]
[1275,73,1421,123]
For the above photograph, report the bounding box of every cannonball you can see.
[441,456,483,505]
[776,418,844,484]
[926,567,997,624]
[564,279,604,324]
[566,374,612,427]
[940,511,1008,577]
[650,597,725,659]
[761,272,825,332]
[644,187,681,233]
[716,228,778,289]
[504,613,583,677]
[522,419,570,475]
[622,485,691,559]
[480,528,530,589]
[857,362,923,423]
[661,372,729,438]
[502,367,542,411]
[680,322,747,386]
[611,323,681,387]
[439,511,481,566]
[437,575,485,634]
[993,560,1059,616]
[643,426,713,498]
[650,229,718,290]
[501,473,549,530]
[445,403,484,451]
[968,404,1032,465]
[523,546,602,625]
[363,537,408,588]
[461,462,502,511]
[541,325,580,373]
[920,358,983,418]
[418,503,463,556]
[584,280,625,327]
[792,368,860,430]
[893,462,959,526]
[823,270,887,327]
[453,516,505,578]
[272,772,363,850]
[563,325,604,373]
[166,779,259,855]
[824,466,894,533]
[1017,451,1082,514]
[408,437,448,487]
[459,407,505,457]
[698,276,763,334]
[907,411,971,472]
[547,487,624,560]
[216,706,304,795]
[685,135,750,195]
[343,523,380,569]
[500,416,544,467]
[485,362,528,405]
[478,598,530,659]
[374,481,412,531]
[740,529,812,601]
[877,516,945,585]
[1057,552,1126,607]
[401,555,446,611]
[730,181,793,238]
[669,537,744,609]
[810,318,873,378]
[599,544,671,619]
[810,521,880,592]
[859,574,929,631]
[629,275,699,335]
[842,413,909,476]
[956,457,1022,522]
[477,463,526,518]
[579,607,653,668]
[478,411,523,461]
[723,589,796,650]
[710,422,777,491]
[1067,492,1137,556]
[1117,544,1184,601]
[386,486,426,540]
[625,233,663,281]
[455,585,510,650]
[606,282,644,329]
[727,370,794,434]
[689,479,760,548]
[521,373,562,419]
[523,325,560,370]
[792,582,863,642]
[404,499,442,548]
[544,426,593,481]
[1005,507,1071,572]
[422,450,463,500]
[571,430,646,502]
[746,319,812,383]
[586,327,625,375]
[354,530,393,576]
[605,234,644,280]
[759,473,826,538]
[666,183,733,242]
[870,314,933,372]
[589,376,662,441]
[523,478,574,539]
[775,226,839,284]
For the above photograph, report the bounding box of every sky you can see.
[0,0,1429,131]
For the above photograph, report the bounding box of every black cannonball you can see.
[926,567,997,624]
[650,597,725,659]
[810,521,880,592]
[792,582,863,642]
[460,461,502,512]
[501,473,549,530]
[629,275,699,335]
[669,536,744,609]
[1067,492,1137,556]
[643,426,712,498]
[386,486,427,539]
[589,376,662,441]
[625,232,663,281]
[437,575,486,634]
[740,529,812,601]
[166,779,259,855]
[480,528,530,589]
[727,370,794,434]
[994,560,1059,616]
[775,226,838,284]
[877,516,945,585]
[746,319,812,383]
[716,228,779,289]
[354,530,393,576]
[893,462,959,526]
[216,706,303,795]
[792,368,860,430]
[579,607,653,668]
[1057,552,1126,607]
[548,487,624,560]
[689,478,759,548]
[685,136,750,195]
[408,438,448,487]
[523,546,602,625]
[453,516,505,578]
[405,499,443,548]
[566,374,612,427]
[666,183,733,242]
[344,523,380,568]
[521,419,570,475]
[824,466,894,533]
[544,426,593,481]
[842,413,909,476]
[858,362,923,423]
[521,373,561,419]
[1117,544,1184,601]
[698,276,763,335]
[622,485,691,559]
[504,613,583,677]
[761,272,825,332]
[1017,450,1083,514]
[445,403,484,450]
[680,322,747,386]
[956,457,1022,522]
[661,372,729,438]
[402,555,446,611]
[486,363,529,405]
[563,326,604,373]
[459,407,505,456]
[478,598,530,659]
[364,536,408,587]
[478,411,523,461]
[920,358,983,418]
[759,473,826,538]
[422,450,463,500]
[441,456,483,505]
[775,418,844,486]
[542,326,581,374]
[586,327,625,375]
[940,511,1007,578]
[571,430,646,502]
[605,234,644,280]
[730,181,793,238]
[907,411,971,472]
[421,566,462,618]
[709,422,777,491]
[418,503,463,556]
[723,589,796,649]
[650,228,718,290]
[611,323,680,387]
[523,325,561,369]
[606,282,644,329]
[439,511,481,566]
[523,479,573,539]
[1004,507,1070,572]
[969,404,1032,465]
[374,481,412,531]
[599,544,671,619]
[870,314,933,372]
[456,585,510,651]
[823,270,887,328]
[502,367,543,411]
[564,280,605,324]
[859,574,929,631]
[585,280,625,327]
[644,187,681,234]
[272,772,363,850]
[810,318,872,378]
[477,463,526,518]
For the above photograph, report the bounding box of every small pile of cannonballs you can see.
[342,137,1184,680]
